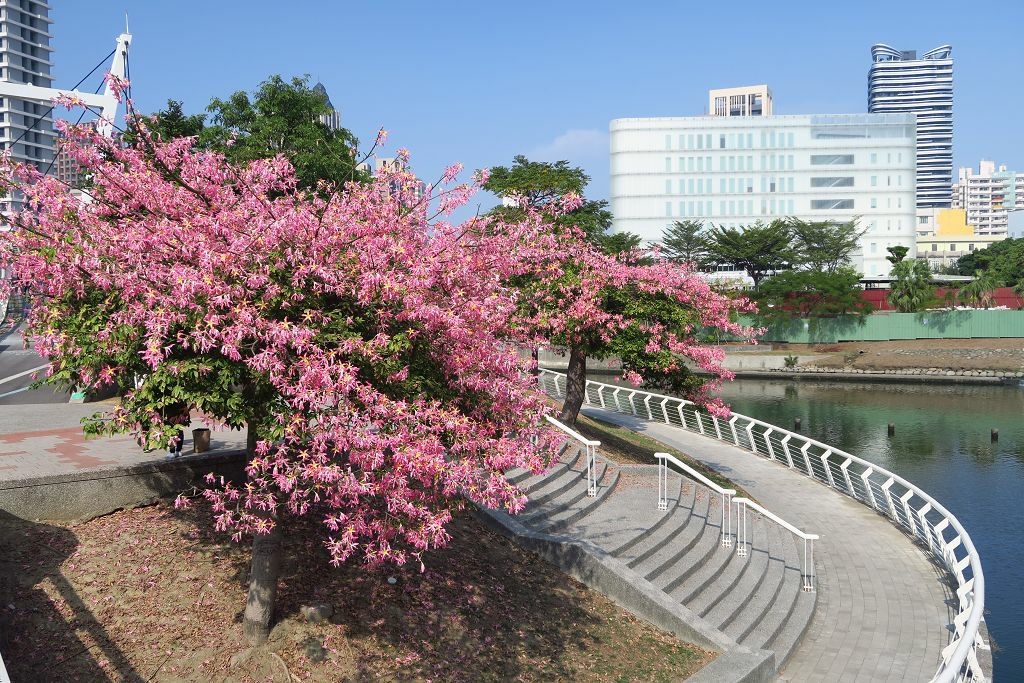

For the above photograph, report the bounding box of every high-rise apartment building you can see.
[609,113,917,277]
[868,44,953,209]
[951,160,1024,236]
[708,85,772,117]
[0,0,54,173]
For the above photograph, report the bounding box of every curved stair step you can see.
[628,487,712,578]
[565,471,677,553]
[753,543,817,669]
[667,529,745,608]
[520,461,610,524]
[523,450,593,507]
[700,517,777,630]
[506,442,573,486]
[647,494,726,587]
[621,483,707,569]
[610,475,689,556]
[539,468,622,534]
[718,521,789,637]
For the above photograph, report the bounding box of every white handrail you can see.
[544,414,600,497]
[537,368,987,683]
[656,452,735,547]
[733,496,817,592]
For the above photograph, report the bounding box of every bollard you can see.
[992,429,999,442]
[192,428,211,453]
[794,418,802,431]
[887,423,895,436]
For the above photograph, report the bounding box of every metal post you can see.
[587,444,597,497]
[803,538,815,592]
[658,457,668,511]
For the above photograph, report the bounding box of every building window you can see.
[811,199,855,210]
[870,152,877,164]
[665,135,672,150]
[870,198,877,208]
[811,154,854,165]
[715,97,726,116]
[919,216,929,224]
[969,244,975,251]
[810,177,855,188]
[720,135,726,149]
[931,243,937,252]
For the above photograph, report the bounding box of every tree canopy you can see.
[201,74,366,192]
[1,96,567,643]
[485,156,754,423]
[786,218,865,273]
[661,220,710,267]
[704,220,795,288]
[755,268,872,319]
[888,259,935,312]
[954,237,1024,289]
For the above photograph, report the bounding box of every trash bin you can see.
[192,428,211,453]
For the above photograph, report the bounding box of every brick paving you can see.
[583,406,952,682]
[0,403,247,482]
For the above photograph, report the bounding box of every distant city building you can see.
[609,113,917,277]
[52,121,98,188]
[951,160,1024,236]
[868,44,953,209]
[916,208,1003,270]
[708,85,772,117]
[375,157,425,203]
[312,82,341,131]
[0,0,55,177]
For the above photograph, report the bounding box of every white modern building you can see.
[951,160,1024,236]
[609,113,917,277]
[312,81,341,131]
[868,44,953,209]
[0,0,54,174]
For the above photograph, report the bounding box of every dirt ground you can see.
[777,338,1024,372]
[0,501,713,683]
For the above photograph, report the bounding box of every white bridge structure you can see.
[537,368,988,682]
[0,29,130,142]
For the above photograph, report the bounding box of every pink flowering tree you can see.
[0,97,563,643]
[486,156,758,425]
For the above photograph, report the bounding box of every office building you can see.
[0,0,54,173]
[916,209,1003,270]
[312,82,341,131]
[709,85,772,117]
[951,160,1024,236]
[868,44,953,209]
[609,113,917,277]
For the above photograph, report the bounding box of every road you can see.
[0,301,69,405]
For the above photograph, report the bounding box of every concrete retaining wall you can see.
[0,450,248,522]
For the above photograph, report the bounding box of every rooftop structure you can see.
[708,85,772,117]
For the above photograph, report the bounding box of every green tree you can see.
[756,267,872,319]
[960,269,1001,309]
[886,245,909,265]
[955,238,1024,287]
[705,220,795,289]
[484,156,634,251]
[888,259,935,312]
[787,218,865,273]
[202,75,365,192]
[661,220,709,267]
[128,99,206,143]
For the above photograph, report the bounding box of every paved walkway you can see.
[0,403,247,482]
[583,407,952,682]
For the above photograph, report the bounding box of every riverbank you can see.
[537,337,1024,386]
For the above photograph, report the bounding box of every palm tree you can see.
[887,259,935,312]
[960,270,1000,309]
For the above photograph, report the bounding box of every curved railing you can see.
[538,368,988,683]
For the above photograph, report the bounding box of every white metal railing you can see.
[538,368,988,683]
[733,496,817,592]
[544,414,600,496]
[656,451,734,547]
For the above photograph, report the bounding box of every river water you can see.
[711,377,1023,677]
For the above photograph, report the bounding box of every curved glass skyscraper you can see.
[868,44,953,208]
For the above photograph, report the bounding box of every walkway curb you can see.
[0,449,248,522]
[475,505,777,683]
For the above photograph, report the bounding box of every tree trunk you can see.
[530,347,540,377]
[557,347,587,425]
[242,511,283,645]
[246,422,258,456]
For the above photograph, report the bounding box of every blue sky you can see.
[53,1,1023,216]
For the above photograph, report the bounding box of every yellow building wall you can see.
[935,209,973,236]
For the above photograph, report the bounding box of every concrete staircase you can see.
[507,444,816,673]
